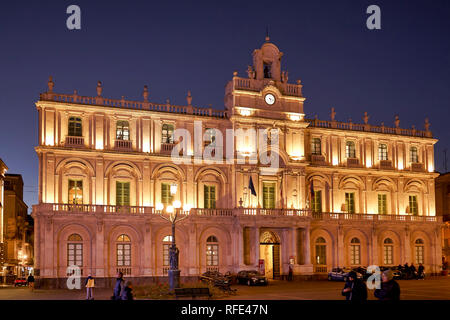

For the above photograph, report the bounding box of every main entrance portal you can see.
[259,231,280,279]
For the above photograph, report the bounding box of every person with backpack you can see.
[85,274,95,300]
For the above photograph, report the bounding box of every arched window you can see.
[346,141,356,158]
[415,239,424,264]
[383,238,394,265]
[116,234,131,268]
[161,124,174,144]
[163,235,173,268]
[68,117,82,137]
[315,237,327,265]
[350,238,361,265]
[311,138,321,155]
[116,121,130,141]
[206,236,219,267]
[378,144,388,160]
[410,146,419,163]
[67,233,83,267]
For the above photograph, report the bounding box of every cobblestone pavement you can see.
[0,277,449,300]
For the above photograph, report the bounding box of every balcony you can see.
[379,160,393,170]
[411,162,425,172]
[161,143,176,155]
[311,154,326,165]
[346,158,360,168]
[32,204,442,224]
[115,139,132,151]
[65,136,84,147]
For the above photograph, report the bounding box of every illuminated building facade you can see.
[32,39,442,286]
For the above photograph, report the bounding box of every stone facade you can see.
[32,39,442,287]
[435,173,450,263]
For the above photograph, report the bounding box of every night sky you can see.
[0,0,449,212]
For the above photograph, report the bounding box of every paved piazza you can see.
[0,277,449,300]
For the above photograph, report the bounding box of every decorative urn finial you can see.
[143,85,149,101]
[186,90,192,106]
[47,76,54,93]
[363,112,369,124]
[330,107,336,121]
[96,81,103,96]
[394,115,400,128]
[424,118,430,131]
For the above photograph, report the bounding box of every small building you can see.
[3,174,33,280]
[435,172,450,265]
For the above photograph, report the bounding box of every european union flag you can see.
[249,176,257,196]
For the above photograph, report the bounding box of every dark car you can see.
[327,267,363,281]
[14,278,27,287]
[236,270,267,286]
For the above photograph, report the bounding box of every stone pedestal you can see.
[168,270,181,290]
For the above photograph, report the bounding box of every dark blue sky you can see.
[1,0,449,211]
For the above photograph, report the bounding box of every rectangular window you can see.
[116,182,130,206]
[312,190,322,213]
[383,245,393,265]
[415,246,424,264]
[161,124,174,144]
[116,120,130,140]
[204,185,216,209]
[409,195,418,215]
[345,192,355,213]
[346,141,356,158]
[206,244,219,266]
[67,243,83,267]
[378,144,388,160]
[163,244,170,266]
[263,182,276,209]
[68,117,82,137]
[116,243,131,267]
[161,183,173,205]
[315,245,326,265]
[204,128,216,147]
[378,194,387,214]
[350,245,361,265]
[410,147,419,163]
[311,138,321,155]
[68,180,83,204]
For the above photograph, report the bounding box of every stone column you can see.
[404,225,411,264]
[337,225,344,267]
[253,226,260,267]
[143,221,152,275]
[95,218,105,277]
[371,226,378,266]
[304,227,311,265]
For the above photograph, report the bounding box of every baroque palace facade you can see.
[32,39,442,285]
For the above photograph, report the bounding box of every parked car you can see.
[14,278,27,287]
[236,270,268,286]
[327,267,363,281]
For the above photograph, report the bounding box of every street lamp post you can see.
[156,186,191,291]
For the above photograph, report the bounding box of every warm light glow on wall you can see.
[332,158,339,166]
[95,139,103,150]
[143,143,150,153]
[238,108,252,116]
[289,114,301,121]
[398,163,404,170]
[428,165,434,173]
[366,160,372,168]
[45,134,54,146]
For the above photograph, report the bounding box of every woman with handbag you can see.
[85,274,95,300]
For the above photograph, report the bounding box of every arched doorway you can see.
[259,231,281,279]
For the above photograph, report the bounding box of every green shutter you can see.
[345,192,355,213]
[204,185,216,209]
[378,194,387,214]
[263,182,275,209]
[161,183,173,205]
[312,191,322,213]
[116,182,130,206]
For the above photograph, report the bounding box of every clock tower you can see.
[225,37,306,122]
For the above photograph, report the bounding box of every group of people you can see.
[398,263,425,280]
[342,269,400,301]
[84,272,134,300]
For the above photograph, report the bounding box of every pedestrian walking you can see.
[112,272,124,300]
[288,264,293,281]
[374,269,400,300]
[121,281,134,300]
[341,271,367,301]
[410,263,417,279]
[27,274,35,291]
[85,274,95,300]
[418,263,425,279]
[404,263,410,279]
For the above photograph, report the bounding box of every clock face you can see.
[265,93,275,105]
